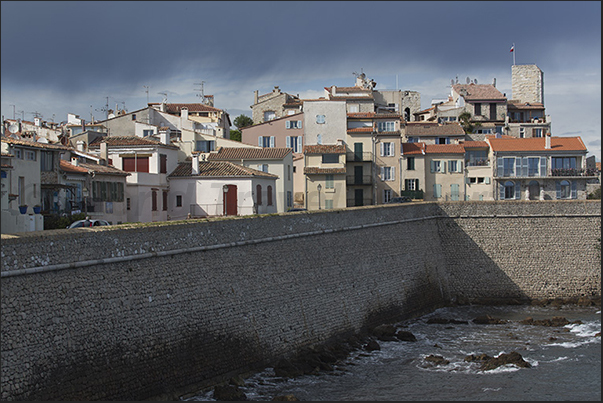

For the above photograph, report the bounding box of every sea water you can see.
[184,305,601,401]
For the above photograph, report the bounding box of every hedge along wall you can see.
[1,200,600,401]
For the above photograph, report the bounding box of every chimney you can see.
[34,117,41,127]
[192,153,199,175]
[71,156,79,166]
[492,78,496,87]
[181,107,188,120]
[100,142,108,164]
[545,132,551,149]
[159,129,169,145]
[160,102,166,113]
[254,90,259,104]
[76,140,85,152]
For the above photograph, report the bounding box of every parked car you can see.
[67,219,110,228]
[387,196,412,204]
[287,208,308,212]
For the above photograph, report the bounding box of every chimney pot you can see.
[192,154,199,175]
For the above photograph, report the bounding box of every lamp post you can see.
[82,187,89,215]
[222,184,229,216]
[317,183,322,210]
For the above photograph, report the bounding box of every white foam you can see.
[566,321,601,338]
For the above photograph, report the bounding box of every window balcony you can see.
[400,190,424,199]
[346,175,373,185]
[551,168,599,177]
[346,151,373,162]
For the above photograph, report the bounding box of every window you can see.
[325,199,333,209]
[286,120,302,129]
[41,151,54,171]
[489,103,497,120]
[433,183,442,198]
[25,150,36,161]
[519,127,525,138]
[317,134,322,144]
[256,184,262,205]
[14,149,23,159]
[407,157,415,170]
[162,190,168,211]
[533,128,543,138]
[380,166,395,181]
[322,154,339,163]
[466,150,488,166]
[152,190,158,211]
[430,160,445,173]
[143,129,154,137]
[132,114,136,120]
[436,137,450,145]
[286,136,302,153]
[325,174,334,189]
[196,140,215,152]
[497,157,515,177]
[556,180,576,199]
[176,195,182,207]
[264,111,276,121]
[474,103,481,115]
[267,185,273,206]
[127,198,131,210]
[106,202,113,214]
[258,136,275,148]
[122,156,149,173]
[500,181,520,200]
[552,157,577,170]
[258,164,269,173]
[160,154,167,174]
[18,176,25,205]
[448,160,463,173]
[287,191,292,207]
[378,121,395,132]
[316,114,325,124]
[405,179,419,191]
[380,142,394,157]
[348,104,359,113]
[527,157,540,176]
[383,189,393,203]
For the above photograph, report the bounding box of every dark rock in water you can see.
[273,358,305,378]
[364,339,381,351]
[424,354,449,366]
[272,394,299,401]
[472,315,508,324]
[426,317,469,324]
[372,324,398,341]
[465,351,531,371]
[213,385,248,401]
[519,316,578,327]
[229,376,246,387]
[395,330,417,342]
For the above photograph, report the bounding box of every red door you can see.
[224,185,237,216]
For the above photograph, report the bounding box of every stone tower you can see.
[511,64,544,104]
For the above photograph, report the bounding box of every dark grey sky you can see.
[2,1,601,160]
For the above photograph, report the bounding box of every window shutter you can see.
[522,157,528,176]
[514,182,521,199]
[555,181,561,199]
[433,183,437,198]
[430,160,435,173]
[286,121,290,129]
[485,177,490,184]
[497,157,503,177]
[380,142,384,157]
[258,136,263,147]
[298,120,302,129]
[515,158,521,177]
[270,136,275,148]
[540,157,547,177]
[391,167,395,181]
[415,179,419,190]
[390,142,395,156]
[459,160,463,172]
[441,161,445,173]
[571,181,577,199]
[499,183,505,199]
[380,167,385,181]
[448,161,453,173]
[286,136,291,148]
[297,137,302,152]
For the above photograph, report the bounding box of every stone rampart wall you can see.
[1,200,600,400]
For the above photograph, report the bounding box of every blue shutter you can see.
[433,183,437,198]
[571,181,577,199]
[430,160,435,173]
[485,177,490,184]
[497,158,503,177]
[258,136,263,147]
[298,120,302,129]
[499,182,505,199]
[514,182,521,199]
[522,157,528,176]
[515,158,521,177]
[448,161,453,173]
[556,181,561,199]
[297,137,302,153]
[540,157,547,177]
[285,121,290,129]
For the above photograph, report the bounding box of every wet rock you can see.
[424,354,449,366]
[364,339,381,351]
[273,358,305,378]
[372,324,397,341]
[464,351,531,371]
[519,316,579,327]
[272,394,299,401]
[229,376,246,387]
[212,385,248,401]
[395,330,417,342]
[472,315,508,324]
[464,353,491,363]
[426,317,467,324]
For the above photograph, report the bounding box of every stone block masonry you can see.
[1,200,600,400]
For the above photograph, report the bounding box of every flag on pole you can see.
[510,45,514,52]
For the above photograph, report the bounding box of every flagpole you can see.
[513,43,516,65]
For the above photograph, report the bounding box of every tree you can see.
[229,129,242,142]
[459,111,481,134]
[234,114,253,130]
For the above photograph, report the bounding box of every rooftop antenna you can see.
[143,85,150,104]
[194,81,208,104]
[158,92,168,103]
[17,110,24,120]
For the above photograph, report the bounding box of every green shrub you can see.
[44,212,87,230]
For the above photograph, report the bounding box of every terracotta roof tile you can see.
[406,122,465,136]
[207,147,292,160]
[402,142,426,155]
[303,144,347,155]
[461,141,489,148]
[60,160,129,176]
[89,136,178,149]
[347,127,374,134]
[303,167,347,174]
[1,136,71,150]
[507,100,545,110]
[452,83,506,101]
[169,161,278,178]
[424,144,465,154]
[488,136,587,152]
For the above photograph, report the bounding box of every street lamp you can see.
[82,187,89,215]
[317,183,322,210]
[222,184,229,216]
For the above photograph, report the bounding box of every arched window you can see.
[500,181,517,200]
[404,107,411,122]
[267,185,273,206]
[556,180,573,199]
[256,184,262,205]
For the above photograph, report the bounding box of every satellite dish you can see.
[37,137,49,144]
[474,78,478,84]
[466,77,470,84]
[8,124,18,133]
[451,79,455,85]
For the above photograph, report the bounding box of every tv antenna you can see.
[194,81,210,104]
[95,96,110,120]
[143,85,150,104]
[158,92,168,103]
[17,110,24,120]
[29,111,43,119]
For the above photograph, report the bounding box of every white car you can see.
[67,219,111,229]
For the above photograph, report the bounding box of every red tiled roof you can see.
[402,142,426,155]
[462,141,489,148]
[452,83,506,101]
[488,136,587,152]
[303,167,347,174]
[89,136,178,149]
[424,144,465,154]
[303,144,347,155]
[60,160,129,176]
[507,100,545,110]
[148,103,224,114]
[169,161,278,178]
[406,122,465,136]
[347,127,373,134]
[1,136,71,150]
[207,147,292,160]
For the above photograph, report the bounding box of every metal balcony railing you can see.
[400,190,424,199]
[346,175,373,185]
[551,168,599,177]
[346,151,373,162]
